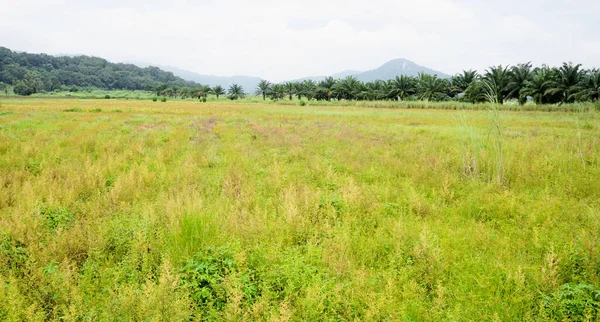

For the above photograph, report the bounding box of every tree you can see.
[578,69,600,102]
[302,80,317,100]
[416,73,449,101]
[388,75,416,101]
[13,71,43,96]
[212,85,225,99]
[284,82,295,100]
[228,84,245,100]
[334,76,361,100]
[451,70,478,96]
[507,63,533,105]
[255,80,271,100]
[294,82,304,100]
[522,66,555,104]
[155,83,168,96]
[463,80,487,104]
[316,77,336,101]
[482,65,511,104]
[546,62,584,104]
[268,84,285,100]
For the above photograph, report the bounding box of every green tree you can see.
[13,71,43,96]
[334,76,361,100]
[388,75,416,101]
[416,73,449,101]
[212,85,225,99]
[507,63,533,105]
[284,82,295,100]
[255,80,271,100]
[482,65,511,104]
[546,62,584,104]
[578,69,600,102]
[522,67,555,104]
[302,80,317,101]
[227,84,245,100]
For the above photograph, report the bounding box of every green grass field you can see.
[1,98,599,321]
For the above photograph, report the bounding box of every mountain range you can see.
[131,58,450,91]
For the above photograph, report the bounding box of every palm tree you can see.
[255,80,271,100]
[388,75,416,101]
[316,77,336,101]
[507,63,533,105]
[302,80,317,100]
[482,65,511,104]
[212,85,225,99]
[268,84,285,100]
[464,80,488,104]
[199,85,211,99]
[334,76,360,100]
[284,82,295,100]
[522,66,554,104]
[451,70,478,97]
[546,62,584,104]
[416,73,449,101]
[294,82,304,100]
[227,84,245,100]
[577,69,600,102]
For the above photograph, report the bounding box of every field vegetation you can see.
[1,98,599,320]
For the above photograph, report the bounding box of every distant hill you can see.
[131,62,263,93]
[0,47,198,92]
[290,58,449,83]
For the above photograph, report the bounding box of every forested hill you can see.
[0,47,198,94]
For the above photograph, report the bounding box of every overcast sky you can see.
[2,0,599,82]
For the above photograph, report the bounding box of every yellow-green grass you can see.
[0,99,599,321]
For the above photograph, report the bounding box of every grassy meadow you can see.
[0,98,599,321]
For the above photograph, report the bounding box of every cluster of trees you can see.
[153,83,245,100]
[0,47,198,95]
[249,63,599,105]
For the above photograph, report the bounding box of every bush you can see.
[160,97,167,103]
[299,100,306,106]
[541,283,600,320]
[104,95,110,99]
[63,107,83,112]
[90,108,102,112]
[201,96,207,103]
[69,86,79,93]
[152,96,158,102]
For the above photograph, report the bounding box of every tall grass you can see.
[0,98,598,320]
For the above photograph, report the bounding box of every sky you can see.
[1,0,599,82]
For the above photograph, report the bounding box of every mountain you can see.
[289,58,449,83]
[354,58,449,81]
[0,47,199,92]
[131,62,262,93]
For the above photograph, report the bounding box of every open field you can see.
[1,99,599,320]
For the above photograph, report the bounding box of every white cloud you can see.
[1,0,599,81]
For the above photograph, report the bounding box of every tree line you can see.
[249,63,598,105]
[0,47,198,95]
[154,62,599,105]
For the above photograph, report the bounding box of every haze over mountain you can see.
[131,62,263,93]
[132,58,450,90]
[291,58,449,83]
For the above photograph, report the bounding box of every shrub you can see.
[299,100,306,106]
[180,247,236,309]
[39,204,75,231]
[201,96,207,103]
[90,108,102,112]
[541,283,600,320]
[69,86,79,93]
[104,95,111,99]
[160,97,167,103]
[63,107,83,112]
[152,96,158,102]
